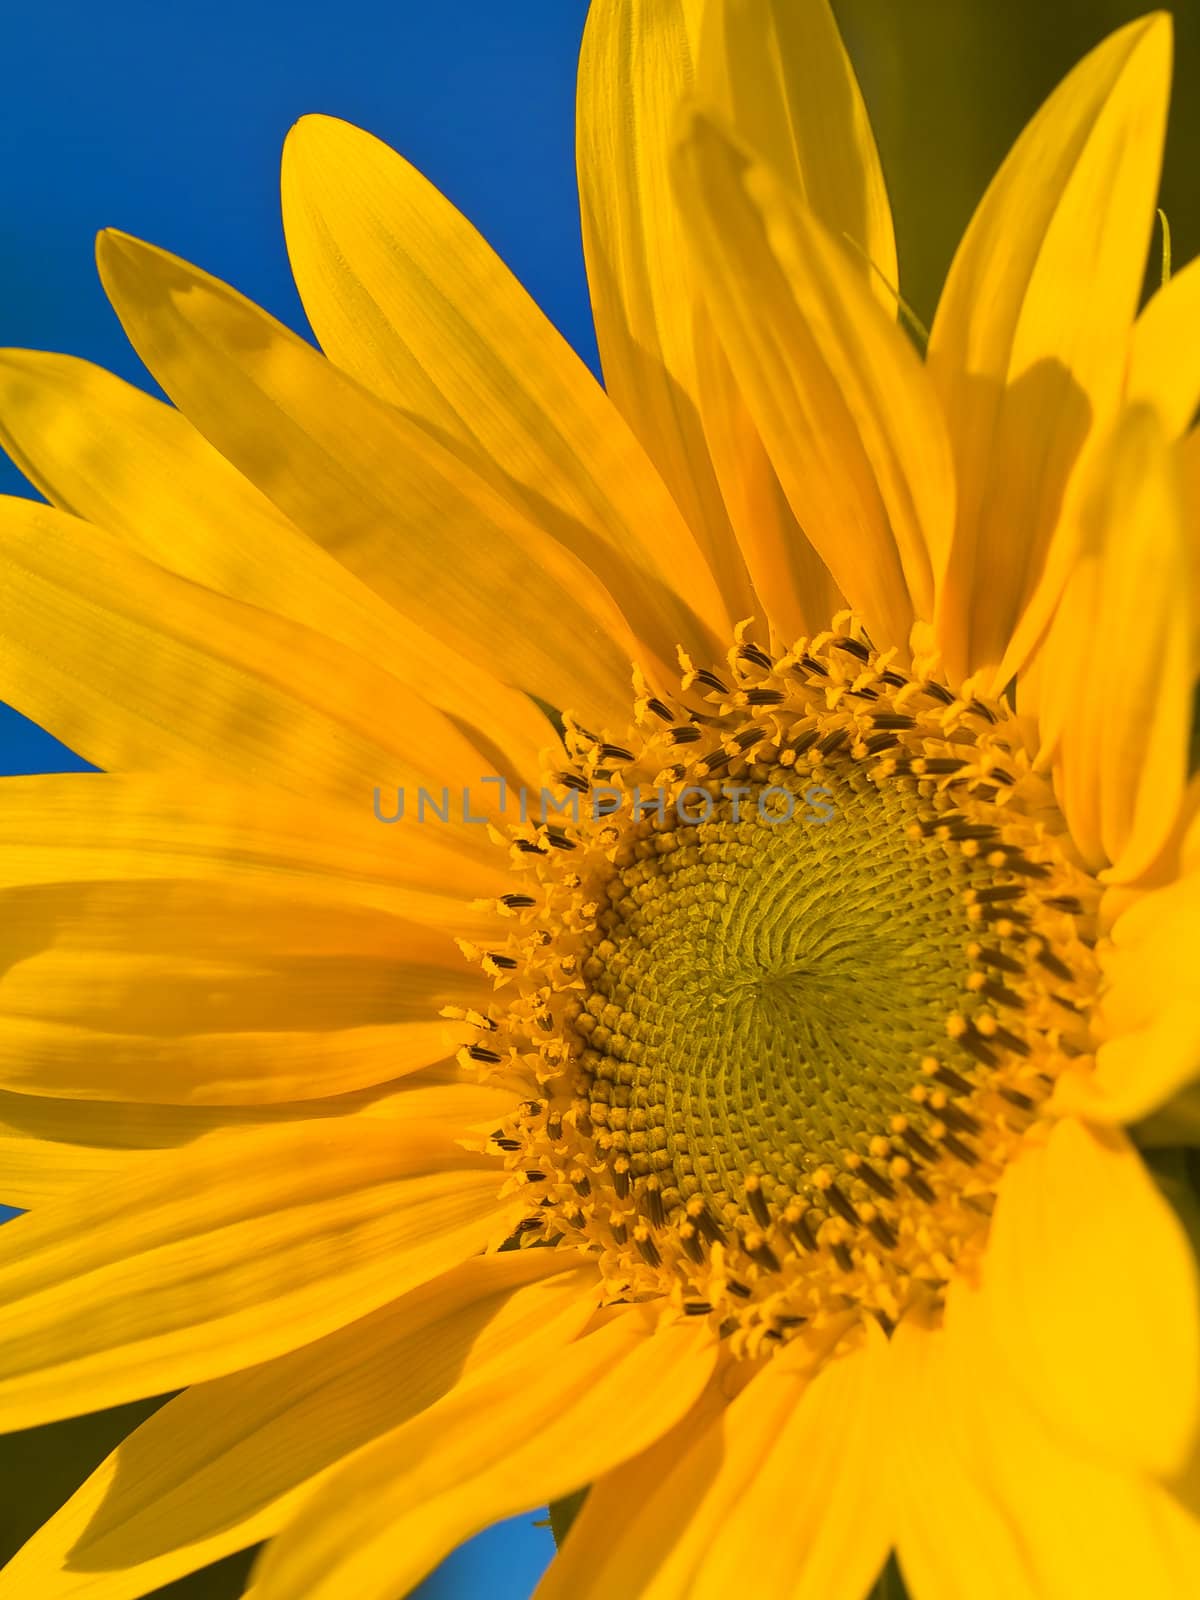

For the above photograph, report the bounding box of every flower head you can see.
[0,3,1198,1597]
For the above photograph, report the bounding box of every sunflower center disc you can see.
[463,625,1100,1354]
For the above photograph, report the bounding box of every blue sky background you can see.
[0,0,598,1590]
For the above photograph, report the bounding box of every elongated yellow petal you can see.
[0,1253,594,1600]
[929,15,1171,684]
[95,231,662,726]
[0,1070,517,1208]
[982,1118,1199,1478]
[0,499,510,818]
[251,1310,716,1600]
[0,349,550,781]
[694,0,896,299]
[0,773,509,915]
[672,110,953,653]
[893,1295,1200,1598]
[577,0,884,641]
[1127,257,1200,437]
[576,0,744,595]
[280,115,727,667]
[537,1334,891,1599]
[0,1121,517,1430]
[1062,868,1200,1126]
[1032,406,1190,881]
[889,1318,1039,1600]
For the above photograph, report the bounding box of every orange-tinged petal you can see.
[538,1334,891,1600]
[929,15,1171,685]
[0,1253,593,1600]
[249,1310,717,1600]
[672,110,953,653]
[280,114,728,667]
[1032,406,1190,881]
[0,349,550,781]
[0,1120,517,1430]
[95,231,655,728]
[982,1118,1199,1478]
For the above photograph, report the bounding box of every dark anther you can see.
[611,1222,628,1245]
[872,713,917,730]
[900,1127,940,1164]
[695,669,730,692]
[791,729,820,755]
[516,1216,542,1233]
[990,1026,1032,1057]
[669,724,702,744]
[973,945,1024,975]
[825,1183,860,1226]
[693,1204,726,1245]
[1034,945,1074,982]
[493,1136,521,1152]
[856,1164,898,1201]
[834,635,871,662]
[467,1043,502,1064]
[1044,895,1084,915]
[598,743,634,762]
[865,732,900,755]
[643,1182,666,1228]
[732,727,763,750]
[611,1162,630,1198]
[514,839,547,855]
[1004,855,1052,879]
[500,893,536,908]
[880,669,908,688]
[933,1064,977,1096]
[848,685,880,701]
[867,1215,899,1250]
[919,680,955,705]
[904,1172,937,1205]
[702,750,733,774]
[739,643,773,670]
[832,1242,855,1272]
[487,952,518,969]
[634,1232,662,1268]
[572,1172,591,1197]
[999,1087,1036,1111]
[787,1208,820,1252]
[989,766,1017,785]
[920,811,963,836]
[683,1300,713,1316]
[679,1226,706,1264]
[524,1170,546,1183]
[940,1133,979,1167]
[726,1279,753,1299]
[646,697,674,721]
[938,1102,982,1136]
[557,772,589,793]
[921,757,967,774]
[947,822,998,842]
[544,829,576,852]
[797,653,829,677]
[763,1328,785,1341]
[958,1029,999,1068]
[967,698,997,723]
[973,884,1024,903]
[818,728,849,756]
[746,1182,772,1230]
[746,687,785,706]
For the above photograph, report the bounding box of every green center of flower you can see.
[460,624,1100,1354]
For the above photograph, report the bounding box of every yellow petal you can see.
[1032,406,1191,881]
[280,115,727,668]
[0,498,509,817]
[0,1120,517,1430]
[693,0,896,300]
[0,349,550,781]
[0,878,487,1104]
[1175,424,1200,657]
[981,1118,1200,1478]
[0,1252,593,1600]
[672,110,953,653]
[576,0,745,600]
[0,1070,517,1209]
[1069,868,1200,1125]
[537,1334,891,1599]
[0,772,509,915]
[250,1309,717,1600]
[929,15,1172,684]
[1127,256,1200,438]
[893,1292,1200,1599]
[95,231,655,727]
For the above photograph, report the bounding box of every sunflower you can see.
[1,0,1199,1595]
